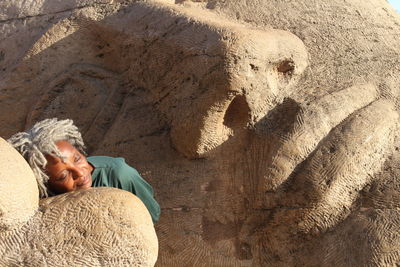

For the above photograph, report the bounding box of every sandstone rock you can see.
[1,0,400,266]
[0,138,38,231]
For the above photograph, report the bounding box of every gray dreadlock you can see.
[7,118,86,198]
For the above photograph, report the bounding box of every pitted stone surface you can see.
[0,138,38,231]
[1,0,400,266]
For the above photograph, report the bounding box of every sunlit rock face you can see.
[1,0,400,266]
[0,138,158,266]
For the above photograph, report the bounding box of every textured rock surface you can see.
[0,138,158,266]
[1,0,400,266]
[0,138,38,231]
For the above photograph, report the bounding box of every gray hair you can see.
[7,118,86,198]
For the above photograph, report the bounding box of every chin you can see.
[77,176,92,190]
[82,181,92,190]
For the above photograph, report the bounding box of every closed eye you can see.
[74,154,82,163]
[56,172,68,182]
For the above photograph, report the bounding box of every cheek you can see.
[81,162,93,174]
[65,179,77,191]
[48,178,75,193]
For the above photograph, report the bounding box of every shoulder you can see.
[87,156,139,176]
[88,156,126,168]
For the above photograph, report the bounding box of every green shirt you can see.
[87,156,160,223]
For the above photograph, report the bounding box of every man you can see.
[8,118,160,223]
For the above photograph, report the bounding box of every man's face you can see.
[45,140,93,194]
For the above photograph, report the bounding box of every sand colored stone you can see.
[0,138,158,266]
[0,138,38,231]
[0,0,400,266]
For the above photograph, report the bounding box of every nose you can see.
[70,166,85,180]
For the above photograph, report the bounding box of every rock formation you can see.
[0,138,158,266]
[1,0,400,266]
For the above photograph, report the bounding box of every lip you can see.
[77,175,90,187]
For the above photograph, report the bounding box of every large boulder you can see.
[1,0,400,266]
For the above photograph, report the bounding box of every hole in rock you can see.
[277,59,295,75]
[223,95,250,130]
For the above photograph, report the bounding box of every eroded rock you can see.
[1,0,400,266]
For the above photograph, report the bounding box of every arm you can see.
[111,158,161,223]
